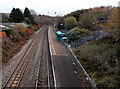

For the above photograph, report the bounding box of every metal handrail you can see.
[62,42,97,88]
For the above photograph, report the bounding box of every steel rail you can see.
[35,27,54,89]
[2,27,45,89]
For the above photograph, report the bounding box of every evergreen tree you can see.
[15,8,24,22]
[24,7,33,21]
[9,8,16,22]
[9,8,24,23]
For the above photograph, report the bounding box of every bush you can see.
[28,25,38,31]
[2,25,34,63]
[9,25,34,42]
[72,37,119,88]
[107,8,119,30]
[4,28,12,37]
[66,27,91,41]
[2,19,9,23]
[24,18,32,24]
[65,16,77,30]
[25,29,34,36]
[79,11,97,30]
[0,32,7,39]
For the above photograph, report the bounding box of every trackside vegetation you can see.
[66,27,92,42]
[72,36,120,88]
[2,25,37,63]
[59,6,120,88]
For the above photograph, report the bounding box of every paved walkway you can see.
[48,27,84,88]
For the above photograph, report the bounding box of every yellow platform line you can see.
[50,38,57,55]
[52,44,57,55]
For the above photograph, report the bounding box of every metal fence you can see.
[54,29,97,88]
[62,41,97,89]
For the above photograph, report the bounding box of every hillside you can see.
[2,24,38,63]
[72,36,120,88]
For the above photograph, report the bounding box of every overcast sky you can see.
[0,0,119,16]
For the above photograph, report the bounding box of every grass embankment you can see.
[72,36,120,88]
[2,25,38,63]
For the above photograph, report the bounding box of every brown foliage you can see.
[25,28,34,36]
[0,32,7,39]
[2,26,34,63]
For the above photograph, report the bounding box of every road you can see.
[48,27,90,88]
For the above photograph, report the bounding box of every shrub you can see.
[66,27,91,41]
[2,24,35,63]
[72,37,119,88]
[0,32,7,39]
[107,8,119,30]
[65,16,77,30]
[4,28,12,37]
[24,18,32,24]
[79,11,97,30]
[25,29,34,36]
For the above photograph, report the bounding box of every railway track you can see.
[35,27,54,88]
[2,27,54,89]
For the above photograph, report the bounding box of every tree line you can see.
[9,7,36,24]
[57,6,119,31]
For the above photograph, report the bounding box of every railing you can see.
[54,28,97,88]
[62,41,97,89]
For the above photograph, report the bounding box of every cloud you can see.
[0,0,119,16]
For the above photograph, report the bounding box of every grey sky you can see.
[0,0,119,16]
